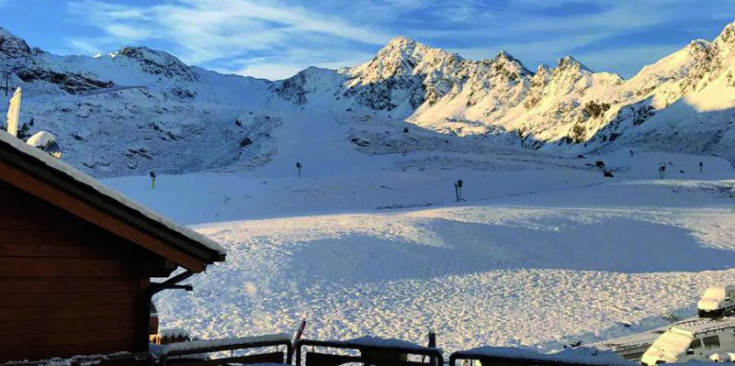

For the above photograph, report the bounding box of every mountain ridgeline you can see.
[2,23,735,177]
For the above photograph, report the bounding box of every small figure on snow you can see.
[296,162,302,177]
[700,161,704,174]
[150,171,156,189]
[658,164,666,180]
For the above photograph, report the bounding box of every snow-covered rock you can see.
[0,27,31,58]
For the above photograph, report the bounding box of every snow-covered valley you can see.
[3,16,735,360]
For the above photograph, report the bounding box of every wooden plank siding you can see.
[0,159,208,272]
[0,180,169,360]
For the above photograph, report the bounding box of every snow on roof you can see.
[0,129,225,256]
[457,346,635,366]
[702,285,735,298]
[161,333,291,355]
[670,316,735,335]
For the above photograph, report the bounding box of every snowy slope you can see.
[102,149,735,356]
[0,26,279,177]
[95,97,734,355]
[275,20,735,162]
[3,22,735,177]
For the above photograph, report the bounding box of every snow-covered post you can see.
[150,171,157,189]
[6,87,21,137]
[296,162,302,177]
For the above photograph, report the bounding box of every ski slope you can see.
[103,144,735,355]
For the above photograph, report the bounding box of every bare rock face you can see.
[16,68,114,94]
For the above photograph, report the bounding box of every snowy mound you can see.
[26,131,61,158]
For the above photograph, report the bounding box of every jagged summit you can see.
[374,36,458,62]
[495,50,514,59]
[385,35,417,48]
[0,26,31,58]
[492,50,532,76]
[556,56,592,73]
[715,21,735,45]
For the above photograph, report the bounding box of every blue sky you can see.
[1,0,734,80]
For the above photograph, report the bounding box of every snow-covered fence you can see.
[159,333,292,366]
[449,346,638,366]
[295,337,443,366]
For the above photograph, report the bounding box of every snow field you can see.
[136,178,735,355]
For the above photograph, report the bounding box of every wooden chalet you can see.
[0,130,226,361]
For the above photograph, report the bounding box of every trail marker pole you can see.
[454,179,464,202]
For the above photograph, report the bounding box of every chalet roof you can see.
[0,129,225,270]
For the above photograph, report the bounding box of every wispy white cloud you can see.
[61,0,734,80]
[66,0,393,79]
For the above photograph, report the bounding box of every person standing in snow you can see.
[150,171,156,189]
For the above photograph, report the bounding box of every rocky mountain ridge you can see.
[2,22,735,177]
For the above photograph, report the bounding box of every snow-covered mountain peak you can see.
[494,50,514,61]
[357,36,462,79]
[0,26,31,58]
[491,50,532,77]
[555,56,592,73]
[115,46,198,81]
[384,35,417,49]
[715,21,735,46]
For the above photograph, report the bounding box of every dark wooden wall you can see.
[0,180,168,360]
